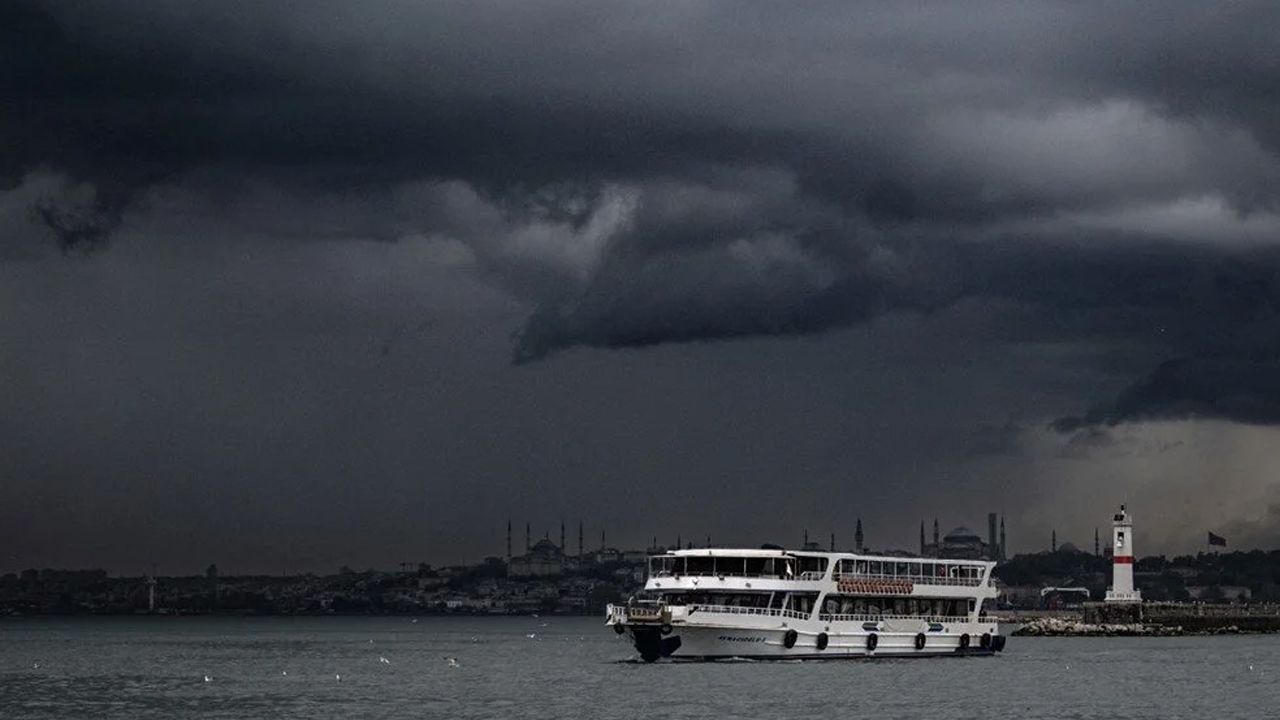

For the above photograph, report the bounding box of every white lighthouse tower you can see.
[1104,504,1142,603]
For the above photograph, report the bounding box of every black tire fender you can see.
[613,623,626,635]
[959,633,970,649]
[914,632,926,650]
[980,632,992,649]
[783,629,798,649]
[866,633,878,652]
[816,632,829,651]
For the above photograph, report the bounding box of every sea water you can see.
[1,616,1276,719]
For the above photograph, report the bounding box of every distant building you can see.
[921,520,1002,560]
[508,538,566,577]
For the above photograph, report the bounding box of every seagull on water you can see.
[281,670,288,676]
[446,657,461,668]
[204,675,213,683]
[335,674,342,681]
[379,656,391,665]
[526,633,537,639]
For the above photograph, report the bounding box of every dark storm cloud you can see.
[6,0,1280,424]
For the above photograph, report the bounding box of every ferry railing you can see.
[686,604,811,621]
[818,612,972,624]
[647,570,828,580]
[833,572,982,587]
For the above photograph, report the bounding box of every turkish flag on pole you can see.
[1208,532,1227,547]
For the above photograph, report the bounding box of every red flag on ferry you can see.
[1207,532,1227,547]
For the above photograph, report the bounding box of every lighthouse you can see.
[1104,505,1142,603]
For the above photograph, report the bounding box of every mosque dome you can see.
[943,526,982,543]
[1058,541,1081,554]
[530,538,561,555]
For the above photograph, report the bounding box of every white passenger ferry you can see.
[606,548,1006,661]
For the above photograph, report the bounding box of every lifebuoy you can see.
[783,629,798,649]
[980,632,992,649]
[816,633,828,651]
[866,633,878,652]
[660,624,673,636]
[613,623,626,635]
[959,633,970,649]
[914,632,926,650]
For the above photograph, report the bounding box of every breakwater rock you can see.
[1013,616,1273,636]
[1013,617,1181,637]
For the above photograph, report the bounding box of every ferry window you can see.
[686,557,713,575]
[798,556,829,575]
[745,557,768,576]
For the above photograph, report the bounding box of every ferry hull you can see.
[621,622,1005,662]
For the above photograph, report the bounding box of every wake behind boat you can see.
[606,547,1006,661]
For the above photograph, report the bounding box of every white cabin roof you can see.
[662,547,992,567]
[668,548,789,558]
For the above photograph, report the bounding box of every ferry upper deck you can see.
[646,548,992,587]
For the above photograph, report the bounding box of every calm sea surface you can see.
[1,616,1277,719]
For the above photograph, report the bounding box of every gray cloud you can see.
[6,1,1280,570]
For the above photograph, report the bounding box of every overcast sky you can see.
[4,1,1280,575]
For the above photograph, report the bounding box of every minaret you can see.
[706,535,711,548]
[1000,516,1007,561]
[560,521,565,551]
[677,534,682,550]
[578,521,584,557]
[933,518,939,549]
[830,532,835,552]
[506,519,512,560]
[987,512,998,561]
[919,521,926,555]
[803,529,809,547]
[601,529,606,551]
[1094,527,1100,556]
[855,519,864,553]
[1105,505,1142,603]
[525,523,531,553]
[1051,529,1057,553]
